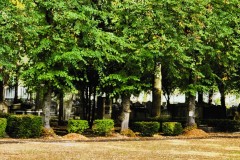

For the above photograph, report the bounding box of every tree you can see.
[20,0,130,128]
[205,0,239,110]
[0,0,27,104]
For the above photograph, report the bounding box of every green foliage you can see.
[162,122,183,136]
[0,118,7,137]
[132,121,160,137]
[67,119,89,134]
[202,119,240,132]
[6,115,43,138]
[92,119,114,136]
[1,0,239,130]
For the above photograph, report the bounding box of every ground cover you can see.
[0,136,239,160]
[0,125,239,159]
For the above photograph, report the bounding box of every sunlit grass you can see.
[0,138,239,160]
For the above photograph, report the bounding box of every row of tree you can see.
[0,0,239,129]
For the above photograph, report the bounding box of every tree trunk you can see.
[97,96,106,119]
[219,87,226,107]
[163,91,171,109]
[13,78,18,103]
[0,80,4,103]
[218,83,226,118]
[106,96,113,118]
[87,87,92,123]
[42,87,52,129]
[90,87,96,127]
[187,70,197,127]
[198,91,203,104]
[208,89,213,105]
[79,86,86,119]
[121,94,131,131]
[58,92,64,126]
[187,94,196,126]
[152,62,162,117]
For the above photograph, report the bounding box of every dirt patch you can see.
[62,133,89,140]
[0,138,239,160]
[182,129,209,137]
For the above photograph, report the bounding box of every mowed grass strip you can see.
[0,138,239,160]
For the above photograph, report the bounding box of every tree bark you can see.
[218,83,226,118]
[106,96,113,118]
[121,94,131,131]
[219,86,226,107]
[79,86,86,119]
[152,62,162,117]
[187,70,197,126]
[198,91,203,104]
[42,87,52,129]
[208,89,213,105]
[0,80,4,103]
[97,96,106,119]
[90,87,96,127]
[13,78,18,103]
[58,92,64,126]
[188,94,196,126]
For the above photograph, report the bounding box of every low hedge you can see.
[92,119,114,136]
[202,119,240,132]
[0,118,7,137]
[67,119,89,134]
[162,122,183,136]
[132,121,160,137]
[6,115,43,138]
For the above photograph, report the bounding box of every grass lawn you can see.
[0,137,239,160]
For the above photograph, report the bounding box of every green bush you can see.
[67,119,89,134]
[7,115,43,138]
[145,117,198,132]
[202,119,240,132]
[92,119,114,136]
[0,118,7,137]
[132,121,160,137]
[162,122,183,136]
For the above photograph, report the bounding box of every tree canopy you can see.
[0,0,239,127]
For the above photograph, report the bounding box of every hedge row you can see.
[0,118,7,137]
[7,115,43,138]
[67,119,114,136]
[132,121,160,136]
[68,119,183,136]
[1,115,239,138]
[67,119,89,134]
[202,119,240,132]
[162,122,183,136]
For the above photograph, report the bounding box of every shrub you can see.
[145,117,198,132]
[0,118,7,137]
[162,122,183,136]
[7,115,42,138]
[202,119,240,132]
[92,119,114,136]
[132,121,160,137]
[67,119,89,134]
